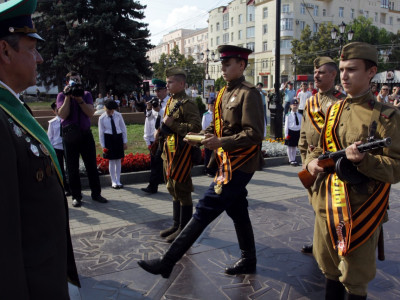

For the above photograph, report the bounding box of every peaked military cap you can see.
[217,45,252,60]
[152,78,167,90]
[314,56,336,68]
[0,0,43,41]
[166,67,187,78]
[290,99,299,105]
[340,42,378,65]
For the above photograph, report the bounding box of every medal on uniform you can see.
[25,136,31,143]
[214,183,223,194]
[230,97,236,102]
[30,144,40,156]
[13,124,22,137]
[39,144,50,156]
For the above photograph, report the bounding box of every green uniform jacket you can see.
[305,92,400,218]
[205,76,264,173]
[298,87,346,164]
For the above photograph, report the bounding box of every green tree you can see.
[34,0,153,95]
[214,76,226,91]
[291,17,398,74]
[152,46,204,87]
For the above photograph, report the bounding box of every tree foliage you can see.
[291,16,399,74]
[152,46,205,87]
[34,0,153,95]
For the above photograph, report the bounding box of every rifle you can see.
[150,101,182,156]
[298,137,392,189]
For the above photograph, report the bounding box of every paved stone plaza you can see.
[68,165,400,300]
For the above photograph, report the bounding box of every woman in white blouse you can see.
[98,100,128,188]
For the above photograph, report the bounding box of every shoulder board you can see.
[333,90,346,99]
[241,81,256,89]
[380,104,397,119]
[180,98,190,104]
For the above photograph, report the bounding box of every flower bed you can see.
[96,153,151,174]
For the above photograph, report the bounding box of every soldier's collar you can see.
[226,76,245,91]
[171,90,187,99]
[319,86,335,96]
[345,90,371,103]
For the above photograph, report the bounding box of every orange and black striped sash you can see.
[323,100,389,256]
[164,134,193,182]
[306,93,325,134]
[213,86,259,186]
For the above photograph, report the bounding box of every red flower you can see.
[103,148,109,153]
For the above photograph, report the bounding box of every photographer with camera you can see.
[142,79,169,194]
[57,71,107,207]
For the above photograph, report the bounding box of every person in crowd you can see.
[208,85,216,103]
[389,85,399,106]
[201,99,216,177]
[148,67,202,244]
[256,82,268,131]
[280,81,296,116]
[296,82,312,115]
[48,102,71,196]
[137,45,264,278]
[99,100,127,189]
[370,83,379,97]
[298,56,346,254]
[191,85,198,99]
[141,78,169,194]
[57,71,107,207]
[377,84,389,103]
[305,42,400,300]
[308,81,318,95]
[284,99,301,166]
[95,93,105,110]
[335,84,346,95]
[0,0,79,297]
[142,90,152,102]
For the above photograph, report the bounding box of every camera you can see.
[149,97,160,108]
[64,80,84,97]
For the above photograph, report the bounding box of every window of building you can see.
[238,14,243,24]
[339,7,344,18]
[263,7,268,18]
[299,21,305,30]
[375,12,378,22]
[231,17,234,27]
[216,22,220,31]
[247,26,255,38]
[381,0,389,9]
[300,3,305,15]
[351,8,354,19]
[223,13,229,30]
[263,41,268,51]
[231,32,234,42]
[238,30,243,40]
[313,5,318,16]
[223,33,229,43]
[282,4,290,13]
[263,24,268,34]
[210,25,213,33]
[380,13,386,24]
[323,9,326,17]
[313,23,319,33]
[365,11,369,18]
[389,16,393,25]
[216,36,220,45]
[247,42,255,51]
[211,38,213,47]
[281,18,293,30]
[247,5,255,22]
[280,39,292,49]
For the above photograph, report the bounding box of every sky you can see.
[141,0,231,45]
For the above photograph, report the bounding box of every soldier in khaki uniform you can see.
[138,45,264,278]
[305,42,400,299]
[298,57,346,254]
[158,67,202,243]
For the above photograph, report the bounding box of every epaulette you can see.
[242,81,256,89]
[333,89,346,99]
[380,104,397,119]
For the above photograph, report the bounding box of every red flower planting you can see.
[96,152,151,174]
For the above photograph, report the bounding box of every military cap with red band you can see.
[217,45,252,60]
[0,0,44,41]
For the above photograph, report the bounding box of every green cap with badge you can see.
[166,67,187,78]
[314,56,336,68]
[340,42,378,65]
[152,78,167,90]
[0,0,43,41]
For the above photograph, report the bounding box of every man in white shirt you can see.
[48,102,70,195]
[142,79,169,194]
[296,82,312,115]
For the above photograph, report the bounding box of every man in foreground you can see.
[137,45,264,278]
[0,0,79,297]
[305,42,400,299]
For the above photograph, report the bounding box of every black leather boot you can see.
[225,222,257,275]
[160,201,180,238]
[345,292,367,300]
[325,278,345,300]
[166,204,193,243]
[301,243,313,254]
[138,218,207,278]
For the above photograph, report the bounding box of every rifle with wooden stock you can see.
[298,137,392,189]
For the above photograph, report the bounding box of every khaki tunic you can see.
[205,76,264,173]
[304,92,400,295]
[162,90,202,205]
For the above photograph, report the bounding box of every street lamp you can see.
[331,21,354,55]
[200,49,215,79]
